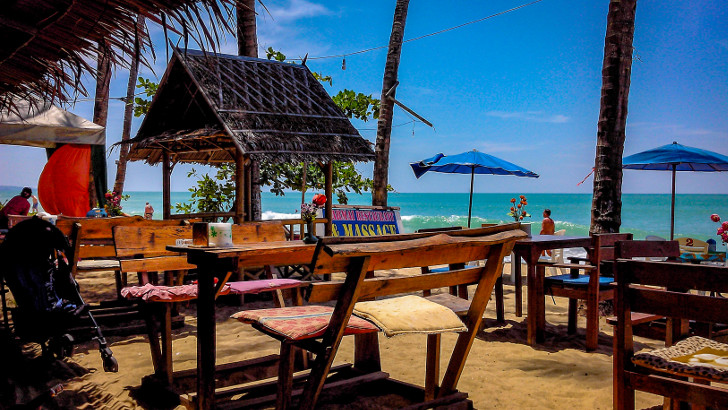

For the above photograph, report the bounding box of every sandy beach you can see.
[3,265,668,409]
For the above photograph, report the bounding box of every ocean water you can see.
[2,186,725,250]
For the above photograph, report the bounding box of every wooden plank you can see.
[307,267,482,303]
[615,240,680,259]
[618,260,728,293]
[120,256,193,273]
[627,288,728,324]
[627,372,728,408]
[425,334,440,401]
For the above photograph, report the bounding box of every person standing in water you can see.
[540,209,555,235]
[144,202,154,220]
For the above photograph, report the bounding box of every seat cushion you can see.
[121,283,231,302]
[231,305,380,341]
[544,274,613,286]
[353,295,467,337]
[632,336,728,383]
[227,279,303,294]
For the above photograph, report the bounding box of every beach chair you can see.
[113,222,307,389]
[613,259,728,409]
[542,232,633,351]
[541,229,567,276]
[676,237,710,262]
[231,225,524,409]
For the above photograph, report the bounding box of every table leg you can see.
[526,251,545,345]
[535,263,546,344]
[197,265,216,409]
[514,253,523,317]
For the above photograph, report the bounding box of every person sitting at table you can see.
[0,187,33,229]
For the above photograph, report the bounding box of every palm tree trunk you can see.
[91,40,112,209]
[372,0,410,207]
[113,15,145,196]
[237,0,262,220]
[590,0,637,234]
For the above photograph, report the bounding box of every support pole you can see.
[244,158,252,222]
[235,150,245,223]
[162,151,171,220]
[324,162,333,236]
[467,168,475,228]
[670,163,676,240]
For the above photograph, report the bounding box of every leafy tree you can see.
[133,77,159,118]
[174,165,236,214]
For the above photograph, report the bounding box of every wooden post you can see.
[670,164,676,240]
[324,162,333,236]
[244,158,253,221]
[235,150,245,223]
[162,151,171,219]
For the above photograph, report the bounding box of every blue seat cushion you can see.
[545,274,614,286]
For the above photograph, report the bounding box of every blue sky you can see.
[1,0,726,195]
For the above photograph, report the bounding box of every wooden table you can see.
[168,241,317,409]
[511,235,592,346]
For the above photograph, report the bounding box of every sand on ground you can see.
[2,264,669,409]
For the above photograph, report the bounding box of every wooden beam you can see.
[244,155,253,222]
[324,162,333,236]
[162,151,171,219]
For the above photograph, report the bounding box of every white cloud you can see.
[627,122,728,139]
[485,110,570,124]
[265,0,332,23]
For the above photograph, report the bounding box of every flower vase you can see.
[303,220,318,244]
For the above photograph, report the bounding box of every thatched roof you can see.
[124,48,374,164]
[0,0,238,112]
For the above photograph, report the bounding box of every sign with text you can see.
[328,207,403,237]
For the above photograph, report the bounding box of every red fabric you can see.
[227,279,302,294]
[120,283,232,302]
[231,305,380,341]
[38,145,90,217]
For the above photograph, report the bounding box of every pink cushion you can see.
[120,283,231,302]
[231,305,380,341]
[227,279,302,295]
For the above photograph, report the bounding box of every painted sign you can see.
[326,207,403,237]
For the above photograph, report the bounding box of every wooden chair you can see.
[605,240,681,342]
[113,222,307,389]
[416,226,468,300]
[232,225,524,409]
[542,232,633,351]
[614,260,728,409]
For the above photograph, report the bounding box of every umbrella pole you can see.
[670,164,676,240]
[468,168,474,228]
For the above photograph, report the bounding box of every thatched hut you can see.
[123,48,375,232]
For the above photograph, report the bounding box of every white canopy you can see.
[0,99,105,148]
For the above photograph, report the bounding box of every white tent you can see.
[0,99,104,148]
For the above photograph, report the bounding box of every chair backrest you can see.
[307,225,525,302]
[7,214,32,229]
[114,221,289,273]
[615,260,728,329]
[549,229,567,265]
[590,233,634,265]
[615,240,680,260]
[676,237,709,255]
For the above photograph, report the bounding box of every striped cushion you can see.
[232,305,380,340]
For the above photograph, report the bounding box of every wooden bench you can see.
[614,260,728,409]
[56,216,185,299]
[231,224,525,409]
[113,222,307,389]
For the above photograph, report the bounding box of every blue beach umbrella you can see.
[623,141,728,239]
[410,150,539,227]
